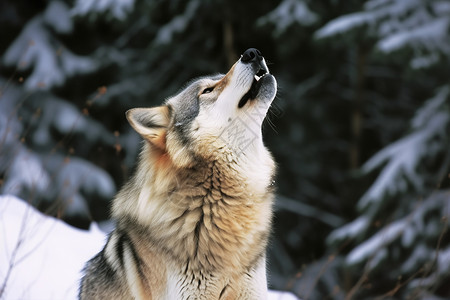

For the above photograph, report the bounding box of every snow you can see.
[40,155,116,217]
[154,1,200,45]
[315,0,422,40]
[0,195,106,299]
[35,96,115,146]
[401,225,416,248]
[3,17,64,90]
[2,148,50,196]
[433,0,450,14]
[315,0,450,68]
[0,81,23,148]
[2,1,98,91]
[2,17,97,91]
[358,86,450,210]
[365,0,421,17]
[61,50,99,78]
[71,0,135,20]
[0,195,299,300]
[401,244,430,273]
[346,219,406,265]
[368,248,387,270]
[43,1,73,34]
[0,83,51,198]
[409,245,450,289]
[56,157,116,197]
[358,131,425,208]
[410,53,439,69]
[345,191,450,269]
[314,12,374,39]
[412,86,449,129]
[258,0,318,35]
[377,17,450,53]
[327,216,370,245]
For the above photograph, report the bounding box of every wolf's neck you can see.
[114,150,275,273]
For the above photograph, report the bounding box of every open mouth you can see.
[238,68,268,108]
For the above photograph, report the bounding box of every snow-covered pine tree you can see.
[316,0,450,298]
[0,0,140,226]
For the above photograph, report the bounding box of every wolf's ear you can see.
[126,106,171,150]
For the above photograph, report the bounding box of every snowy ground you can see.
[0,195,298,300]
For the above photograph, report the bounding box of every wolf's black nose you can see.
[241,48,263,63]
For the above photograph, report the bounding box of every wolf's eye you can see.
[202,87,214,94]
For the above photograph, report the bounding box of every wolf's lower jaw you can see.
[238,72,272,108]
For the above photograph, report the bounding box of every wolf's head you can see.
[127,48,277,168]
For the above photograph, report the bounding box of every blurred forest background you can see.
[1,0,449,299]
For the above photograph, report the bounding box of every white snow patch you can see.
[0,195,106,299]
[268,291,301,300]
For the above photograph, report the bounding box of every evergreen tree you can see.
[315,0,450,298]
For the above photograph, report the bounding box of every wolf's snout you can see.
[236,47,275,108]
[241,48,263,63]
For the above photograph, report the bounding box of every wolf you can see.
[79,48,277,300]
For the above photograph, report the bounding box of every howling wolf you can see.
[80,48,277,300]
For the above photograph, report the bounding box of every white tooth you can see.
[254,74,261,81]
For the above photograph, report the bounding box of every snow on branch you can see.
[1,148,50,197]
[258,0,318,36]
[377,17,450,54]
[347,218,406,266]
[328,86,449,249]
[2,2,98,91]
[47,155,116,217]
[154,0,200,45]
[315,0,450,67]
[411,86,450,129]
[314,12,375,40]
[346,191,450,269]
[327,216,371,245]
[71,0,135,20]
[409,245,450,291]
[358,86,450,210]
[33,96,115,147]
